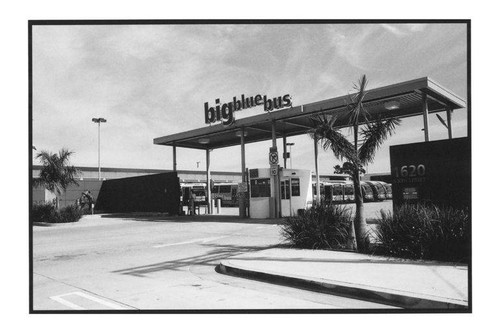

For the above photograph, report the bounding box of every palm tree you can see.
[33,148,80,208]
[310,75,400,251]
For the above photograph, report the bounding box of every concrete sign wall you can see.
[390,137,471,209]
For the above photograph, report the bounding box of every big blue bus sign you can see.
[204,93,292,126]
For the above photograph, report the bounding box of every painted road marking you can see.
[50,294,85,310]
[153,236,226,248]
[50,291,127,310]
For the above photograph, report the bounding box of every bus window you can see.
[375,183,386,199]
[332,184,344,202]
[386,184,392,198]
[344,184,354,202]
[324,184,332,201]
[361,183,374,201]
[345,185,354,195]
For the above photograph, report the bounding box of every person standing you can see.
[189,189,196,216]
[84,190,94,214]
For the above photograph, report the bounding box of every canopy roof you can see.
[153,77,466,150]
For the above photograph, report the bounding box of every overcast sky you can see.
[32,23,468,174]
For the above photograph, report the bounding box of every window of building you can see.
[219,185,231,193]
[281,179,290,200]
[250,178,271,198]
[291,178,300,196]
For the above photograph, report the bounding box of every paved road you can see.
[32,213,393,311]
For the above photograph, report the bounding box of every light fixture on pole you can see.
[92,117,107,180]
[286,142,295,169]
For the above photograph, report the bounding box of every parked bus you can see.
[332,183,345,202]
[313,180,374,203]
[212,182,239,206]
[361,182,375,202]
[365,181,387,201]
[181,182,241,207]
[379,181,392,199]
[344,183,355,202]
[180,183,207,206]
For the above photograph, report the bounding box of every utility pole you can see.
[286,142,295,168]
[92,118,107,180]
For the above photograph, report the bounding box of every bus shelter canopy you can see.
[153,77,466,150]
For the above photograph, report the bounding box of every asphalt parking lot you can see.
[32,201,393,311]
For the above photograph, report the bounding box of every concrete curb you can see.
[217,261,468,310]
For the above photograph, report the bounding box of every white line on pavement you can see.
[50,294,85,310]
[153,236,226,248]
[50,291,127,310]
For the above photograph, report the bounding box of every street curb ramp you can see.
[217,261,468,310]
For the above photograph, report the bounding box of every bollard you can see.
[216,198,222,214]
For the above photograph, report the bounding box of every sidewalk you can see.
[218,248,469,310]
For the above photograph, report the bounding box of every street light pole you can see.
[92,117,107,180]
[286,143,295,169]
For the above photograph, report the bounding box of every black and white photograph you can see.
[29,19,470,313]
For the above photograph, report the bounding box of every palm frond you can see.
[33,148,80,194]
[309,114,357,162]
[347,75,369,127]
[58,148,74,162]
[359,117,401,165]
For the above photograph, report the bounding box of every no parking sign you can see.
[269,147,279,165]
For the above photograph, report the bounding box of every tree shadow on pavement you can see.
[110,241,463,279]
[111,243,281,277]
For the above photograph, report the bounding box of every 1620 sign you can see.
[393,164,426,178]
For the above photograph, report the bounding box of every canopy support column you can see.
[314,135,320,206]
[271,121,281,218]
[282,133,287,169]
[447,108,453,139]
[206,148,211,214]
[422,93,430,142]
[239,129,246,218]
[172,144,177,171]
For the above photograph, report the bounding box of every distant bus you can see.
[365,181,387,201]
[382,182,392,200]
[180,183,207,206]
[212,182,239,206]
[380,182,392,199]
[181,182,240,207]
[361,182,375,202]
[314,180,375,203]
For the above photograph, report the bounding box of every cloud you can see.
[32,23,467,173]
[381,23,427,36]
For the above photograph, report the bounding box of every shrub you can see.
[32,202,57,222]
[374,204,470,263]
[281,204,352,250]
[32,203,83,223]
[54,204,83,223]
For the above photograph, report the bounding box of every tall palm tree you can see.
[33,148,80,207]
[311,75,400,251]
